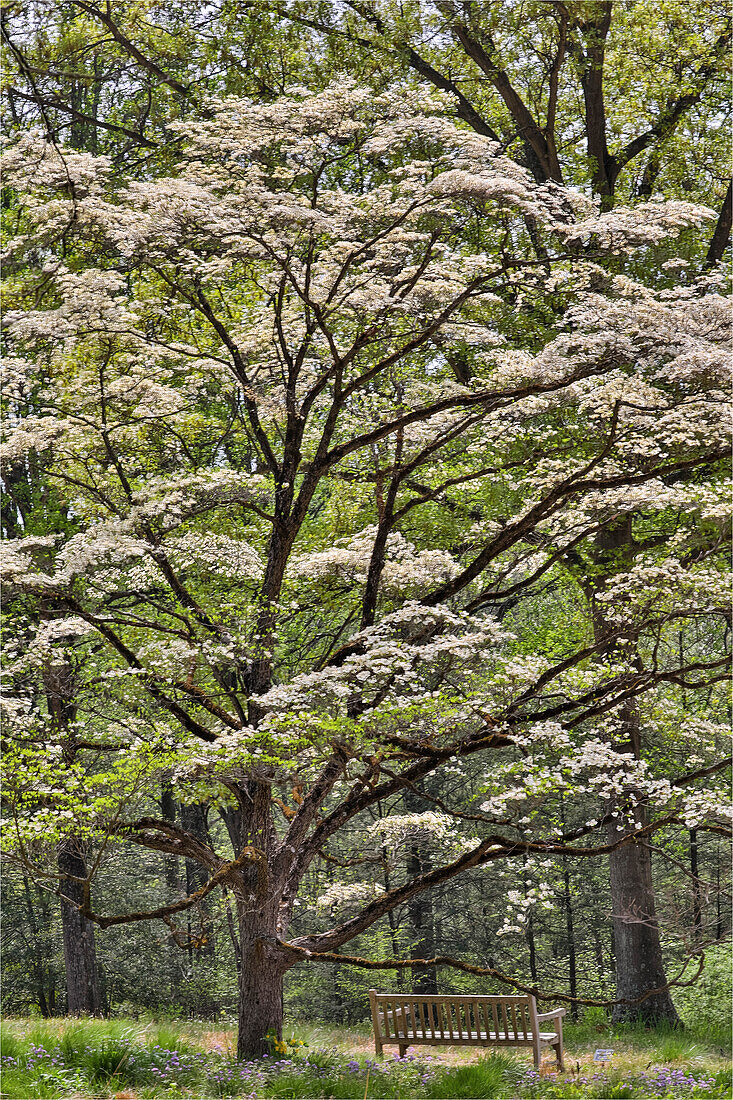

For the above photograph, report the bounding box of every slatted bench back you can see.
[369,991,539,1045]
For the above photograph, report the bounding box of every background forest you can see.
[1,2,731,1095]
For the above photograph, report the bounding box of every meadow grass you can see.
[0,1015,729,1099]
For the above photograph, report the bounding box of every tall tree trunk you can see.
[406,856,438,993]
[689,828,703,937]
[181,801,216,959]
[526,913,538,984]
[607,810,679,1024]
[404,788,438,994]
[563,861,578,1019]
[715,846,725,940]
[379,839,405,993]
[591,519,680,1025]
[223,778,291,1059]
[22,872,50,1017]
[161,779,183,893]
[706,179,732,265]
[44,652,102,1016]
[559,801,578,1016]
[58,837,102,1016]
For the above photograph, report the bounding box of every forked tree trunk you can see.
[607,810,679,1025]
[58,837,102,1016]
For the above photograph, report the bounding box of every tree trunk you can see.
[689,829,703,937]
[404,788,438,994]
[57,837,102,1016]
[181,801,216,959]
[526,913,538,984]
[563,861,578,1019]
[706,179,732,265]
[237,928,287,1058]
[22,872,50,1017]
[44,651,102,1015]
[715,845,725,940]
[380,845,405,993]
[406,859,438,993]
[224,778,291,1059]
[590,519,680,1026]
[607,812,679,1025]
[161,780,183,893]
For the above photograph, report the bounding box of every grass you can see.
[0,1015,729,1099]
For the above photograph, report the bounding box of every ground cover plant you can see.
[1,1015,730,1100]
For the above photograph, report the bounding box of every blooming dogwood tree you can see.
[2,83,730,1054]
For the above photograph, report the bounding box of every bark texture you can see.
[237,936,287,1058]
[45,652,102,1016]
[404,788,438,994]
[706,179,732,265]
[224,778,291,1058]
[607,814,679,1024]
[57,838,102,1016]
[592,520,680,1025]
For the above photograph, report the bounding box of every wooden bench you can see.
[369,990,566,1069]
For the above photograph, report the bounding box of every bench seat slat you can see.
[394,1030,559,1043]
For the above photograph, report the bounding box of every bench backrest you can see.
[369,991,539,1042]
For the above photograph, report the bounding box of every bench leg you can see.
[399,1045,408,1058]
[374,1039,383,1058]
[532,1041,541,1070]
[555,1015,564,1071]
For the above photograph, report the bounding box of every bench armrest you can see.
[536,1009,567,1022]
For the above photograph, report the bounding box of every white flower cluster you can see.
[595,559,727,621]
[679,788,732,830]
[497,869,556,937]
[256,603,511,717]
[167,534,262,581]
[315,880,385,911]
[288,527,458,591]
[559,201,715,251]
[367,811,478,857]
[23,617,97,665]
[1,470,266,593]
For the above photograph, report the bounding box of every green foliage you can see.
[423,1053,514,1098]
[675,943,733,1042]
[0,1066,86,1100]
[2,1017,731,1099]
